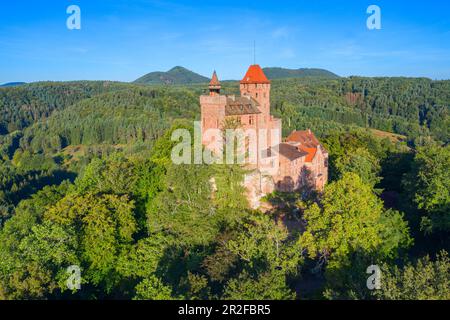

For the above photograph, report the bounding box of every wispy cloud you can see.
[197,38,249,55]
[279,48,296,59]
[271,27,290,39]
[160,32,184,41]
[330,41,450,62]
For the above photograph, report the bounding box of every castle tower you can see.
[200,71,227,146]
[240,64,280,171]
[240,64,271,121]
[209,70,221,96]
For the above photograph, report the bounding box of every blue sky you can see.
[1,0,449,83]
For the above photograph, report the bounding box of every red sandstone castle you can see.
[200,65,328,208]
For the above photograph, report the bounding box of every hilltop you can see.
[134,66,339,85]
[134,66,209,85]
[263,67,339,79]
[0,82,26,87]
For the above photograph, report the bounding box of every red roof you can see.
[302,147,317,163]
[209,71,220,86]
[240,65,271,84]
[286,130,321,163]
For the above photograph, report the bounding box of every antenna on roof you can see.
[253,40,256,65]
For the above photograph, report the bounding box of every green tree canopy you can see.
[300,173,411,270]
[377,251,450,300]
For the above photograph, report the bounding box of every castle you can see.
[200,65,328,208]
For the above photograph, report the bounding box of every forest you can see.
[0,77,448,300]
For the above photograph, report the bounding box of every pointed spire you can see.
[210,70,220,86]
[209,70,221,96]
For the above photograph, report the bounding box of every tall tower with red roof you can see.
[239,64,281,164]
[240,64,271,120]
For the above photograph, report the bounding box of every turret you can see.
[209,70,221,96]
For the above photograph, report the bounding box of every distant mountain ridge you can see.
[1,82,26,87]
[134,66,209,85]
[133,66,339,85]
[263,67,339,79]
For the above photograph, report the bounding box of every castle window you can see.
[249,116,254,125]
[256,93,258,98]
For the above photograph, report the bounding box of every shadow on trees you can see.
[10,169,77,205]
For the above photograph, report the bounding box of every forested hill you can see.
[134,66,209,85]
[263,67,339,79]
[19,87,200,154]
[1,77,449,145]
[0,82,26,87]
[134,66,339,84]
[0,81,132,135]
[270,77,450,143]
